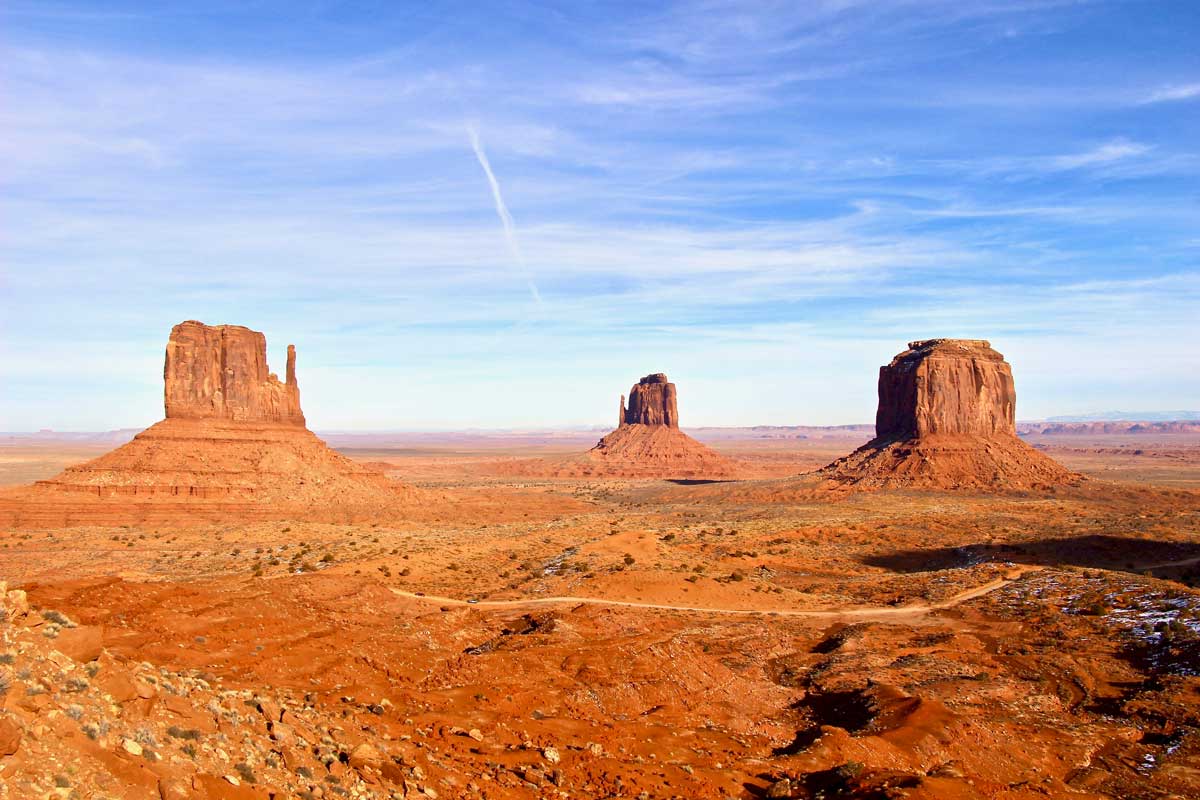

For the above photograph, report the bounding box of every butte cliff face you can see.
[823,339,1076,490]
[164,321,304,426]
[0,321,416,526]
[620,374,679,428]
[875,339,1015,440]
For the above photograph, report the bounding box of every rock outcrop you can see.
[822,339,1077,490]
[875,339,1014,439]
[620,374,679,428]
[0,321,417,526]
[489,373,740,479]
[585,374,738,478]
[164,321,304,425]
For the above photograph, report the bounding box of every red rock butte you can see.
[164,321,305,426]
[822,339,1077,490]
[619,373,679,428]
[586,373,739,479]
[0,321,417,526]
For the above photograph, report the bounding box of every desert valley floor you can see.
[1,428,1199,800]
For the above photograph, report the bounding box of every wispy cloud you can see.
[1143,82,1200,104]
[467,124,543,309]
[1049,138,1150,170]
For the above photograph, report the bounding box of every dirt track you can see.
[389,568,1034,619]
[391,553,1200,620]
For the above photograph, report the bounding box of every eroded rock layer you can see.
[823,339,1076,490]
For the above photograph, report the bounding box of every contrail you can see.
[467,125,543,308]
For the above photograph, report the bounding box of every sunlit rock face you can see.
[619,373,679,429]
[164,321,304,426]
[875,339,1015,441]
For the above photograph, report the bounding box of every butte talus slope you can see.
[0,321,417,526]
[821,339,1078,490]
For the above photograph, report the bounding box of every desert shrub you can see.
[41,609,74,627]
[167,726,202,740]
[64,677,89,693]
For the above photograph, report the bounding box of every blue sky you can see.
[2,0,1198,430]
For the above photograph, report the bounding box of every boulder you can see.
[0,716,21,757]
[54,625,105,663]
[348,742,385,771]
[158,778,191,800]
[5,590,28,618]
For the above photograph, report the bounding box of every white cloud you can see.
[1143,83,1200,104]
[1049,139,1150,170]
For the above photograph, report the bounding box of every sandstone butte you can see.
[164,320,305,426]
[821,339,1078,490]
[582,374,740,479]
[0,321,418,527]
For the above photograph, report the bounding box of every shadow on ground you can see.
[862,534,1200,584]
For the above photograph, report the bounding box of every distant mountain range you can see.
[1044,411,1200,422]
